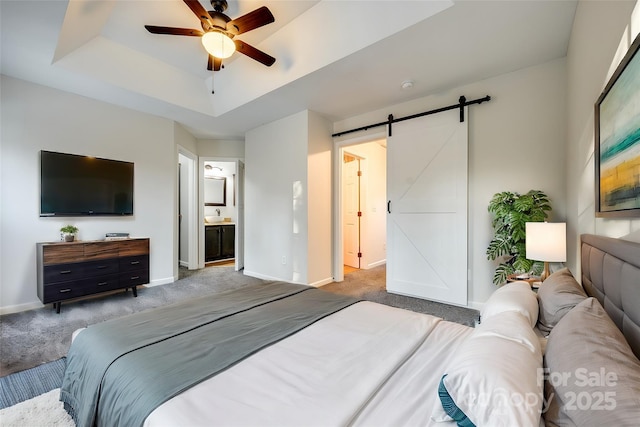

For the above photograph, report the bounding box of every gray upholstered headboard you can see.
[581,234,640,358]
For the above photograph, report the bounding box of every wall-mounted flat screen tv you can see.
[40,150,134,216]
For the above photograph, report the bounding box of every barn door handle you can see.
[387,200,391,213]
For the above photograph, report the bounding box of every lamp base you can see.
[540,261,551,282]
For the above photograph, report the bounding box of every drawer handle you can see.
[130,276,140,280]
[97,282,108,286]
[97,265,108,270]
[130,261,140,265]
[59,270,72,274]
[59,289,72,293]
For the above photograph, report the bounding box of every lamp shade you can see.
[201,31,236,59]
[525,222,567,262]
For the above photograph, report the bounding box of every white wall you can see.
[197,139,244,158]
[566,0,640,276]
[175,124,198,155]
[343,141,387,269]
[244,110,333,285]
[175,124,198,270]
[334,59,567,306]
[0,76,177,313]
[307,111,333,286]
[245,111,309,282]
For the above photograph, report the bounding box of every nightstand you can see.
[506,274,540,287]
[531,281,542,293]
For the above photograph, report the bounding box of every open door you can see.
[386,109,468,306]
[178,149,198,270]
[235,160,245,271]
[343,153,361,269]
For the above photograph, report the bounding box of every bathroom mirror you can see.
[204,177,226,206]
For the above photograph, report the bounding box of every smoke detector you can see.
[401,80,414,89]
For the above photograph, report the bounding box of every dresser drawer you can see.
[119,255,149,273]
[42,243,84,265]
[119,239,149,257]
[93,274,126,293]
[83,259,119,277]
[43,279,96,303]
[43,262,87,284]
[84,242,120,260]
[119,270,149,287]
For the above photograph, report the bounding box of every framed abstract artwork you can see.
[595,33,640,218]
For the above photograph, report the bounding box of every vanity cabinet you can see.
[36,238,149,313]
[205,224,235,262]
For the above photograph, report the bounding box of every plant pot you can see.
[64,234,75,242]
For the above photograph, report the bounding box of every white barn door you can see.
[386,109,468,306]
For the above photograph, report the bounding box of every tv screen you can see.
[40,150,134,216]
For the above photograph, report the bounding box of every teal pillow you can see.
[438,375,476,427]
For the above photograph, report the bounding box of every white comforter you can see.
[144,301,472,427]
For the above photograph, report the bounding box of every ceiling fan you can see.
[145,0,275,73]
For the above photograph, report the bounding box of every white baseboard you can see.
[0,300,44,315]
[146,276,177,287]
[308,277,334,287]
[242,270,308,285]
[0,277,177,314]
[242,270,333,288]
[364,259,386,269]
[242,270,280,282]
[467,300,484,311]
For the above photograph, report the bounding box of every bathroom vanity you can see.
[205,223,235,262]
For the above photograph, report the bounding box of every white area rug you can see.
[0,388,74,427]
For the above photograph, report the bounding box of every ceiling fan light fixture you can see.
[202,31,236,59]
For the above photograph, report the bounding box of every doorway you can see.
[200,158,245,271]
[339,139,387,277]
[333,109,469,307]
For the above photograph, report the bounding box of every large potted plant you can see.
[486,190,551,285]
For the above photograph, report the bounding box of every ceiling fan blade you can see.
[227,6,274,35]
[207,55,222,71]
[145,25,204,37]
[183,0,213,30]
[234,40,275,66]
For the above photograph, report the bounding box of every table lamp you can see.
[525,222,566,281]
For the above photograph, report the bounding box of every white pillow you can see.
[481,280,538,327]
[436,310,544,427]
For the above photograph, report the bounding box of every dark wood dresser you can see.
[36,238,149,313]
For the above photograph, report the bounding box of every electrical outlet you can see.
[281,256,287,265]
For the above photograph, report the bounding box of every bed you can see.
[59,234,640,427]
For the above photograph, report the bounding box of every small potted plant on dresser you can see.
[60,225,79,242]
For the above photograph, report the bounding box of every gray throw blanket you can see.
[60,282,359,427]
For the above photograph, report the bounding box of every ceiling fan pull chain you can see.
[211,68,215,94]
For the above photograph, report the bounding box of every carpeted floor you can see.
[322,266,479,325]
[1,264,478,379]
[0,265,264,377]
